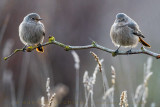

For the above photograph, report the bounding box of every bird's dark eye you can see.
[31,18,35,20]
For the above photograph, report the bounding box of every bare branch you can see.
[4,36,160,60]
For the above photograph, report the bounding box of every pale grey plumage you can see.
[19,13,45,46]
[110,13,144,48]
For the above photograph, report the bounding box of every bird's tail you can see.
[139,37,151,48]
[36,44,44,53]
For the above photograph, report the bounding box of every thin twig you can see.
[4,36,160,60]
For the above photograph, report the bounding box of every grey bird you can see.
[110,13,150,53]
[19,13,45,52]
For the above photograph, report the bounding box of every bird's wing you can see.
[41,24,45,37]
[127,22,145,38]
[39,22,45,36]
[43,31,45,36]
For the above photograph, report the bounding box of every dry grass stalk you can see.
[71,50,80,69]
[41,96,45,107]
[102,66,116,107]
[0,14,10,44]
[48,93,56,107]
[71,51,80,107]
[144,72,153,86]
[111,66,116,85]
[133,57,153,107]
[119,91,128,107]
[83,71,89,84]
[103,87,114,100]
[46,78,51,100]
[142,87,148,107]
[83,52,104,107]
[141,57,153,107]
[134,84,143,105]
[90,51,102,72]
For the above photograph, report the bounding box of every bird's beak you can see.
[37,18,43,21]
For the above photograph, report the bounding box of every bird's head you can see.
[115,13,128,23]
[24,13,42,23]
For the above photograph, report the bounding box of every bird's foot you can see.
[114,46,121,54]
[114,49,119,54]
[37,44,42,48]
[36,43,44,53]
[126,49,132,54]
[22,45,27,52]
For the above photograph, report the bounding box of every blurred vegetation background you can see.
[0,0,160,107]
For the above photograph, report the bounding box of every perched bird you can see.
[19,13,45,52]
[110,13,150,53]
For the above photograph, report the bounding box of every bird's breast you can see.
[19,22,44,45]
[110,24,138,47]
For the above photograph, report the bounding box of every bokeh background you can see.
[0,0,160,107]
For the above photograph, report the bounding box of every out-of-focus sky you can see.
[0,0,160,107]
